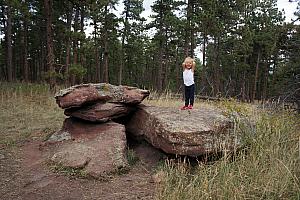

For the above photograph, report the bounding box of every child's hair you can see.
[182,56,196,70]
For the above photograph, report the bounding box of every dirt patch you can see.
[0,136,163,200]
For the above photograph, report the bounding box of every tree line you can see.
[0,0,299,103]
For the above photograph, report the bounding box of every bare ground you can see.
[0,134,162,200]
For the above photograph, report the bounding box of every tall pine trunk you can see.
[119,5,129,85]
[80,7,85,83]
[262,63,269,101]
[22,18,29,82]
[201,34,207,95]
[65,3,72,85]
[103,5,109,83]
[44,0,55,89]
[157,6,164,92]
[252,50,260,102]
[6,5,13,82]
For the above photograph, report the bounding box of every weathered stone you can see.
[49,118,128,178]
[46,131,72,143]
[64,102,135,122]
[55,83,150,109]
[126,105,237,156]
[55,85,110,109]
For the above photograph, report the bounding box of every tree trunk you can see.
[190,0,195,56]
[184,0,192,57]
[157,7,164,92]
[241,56,247,101]
[103,5,109,83]
[80,7,85,83]
[6,5,13,82]
[215,37,221,95]
[119,5,129,85]
[201,34,207,95]
[23,18,29,82]
[252,51,260,102]
[65,3,72,85]
[44,0,55,89]
[262,63,269,101]
[73,8,79,65]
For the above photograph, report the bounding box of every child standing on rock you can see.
[181,57,196,110]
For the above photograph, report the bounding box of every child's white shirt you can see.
[183,69,194,86]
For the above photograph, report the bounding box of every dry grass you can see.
[0,82,64,147]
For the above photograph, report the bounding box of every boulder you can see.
[48,118,128,178]
[125,105,237,156]
[55,83,150,109]
[64,102,135,122]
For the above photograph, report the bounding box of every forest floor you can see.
[0,134,162,200]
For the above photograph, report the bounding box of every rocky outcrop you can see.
[47,83,238,180]
[55,83,150,109]
[125,105,236,156]
[48,118,128,178]
[46,83,150,179]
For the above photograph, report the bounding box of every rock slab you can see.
[126,105,237,156]
[55,83,150,109]
[48,118,128,178]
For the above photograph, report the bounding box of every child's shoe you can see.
[180,105,188,110]
[188,105,193,109]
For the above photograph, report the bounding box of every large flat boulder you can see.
[125,105,237,156]
[47,118,128,178]
[64,102,135,122]
[55,83,150,109]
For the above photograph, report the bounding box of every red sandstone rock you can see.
[125,105,237,156]
[55,83,150,109]
[55,85,110,109]
[48,118,128,178]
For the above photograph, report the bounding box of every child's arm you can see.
[192,61,196,72]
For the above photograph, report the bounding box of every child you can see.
[181,57,195,110]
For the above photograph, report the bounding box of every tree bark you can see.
[103,5,109,83]
[44,0,55,89]
[189,0,195,56]
[6,5,13,82]
[184,0,192,57]
[23,17,29,82]
[201,34,207,95]
[157,5,164,92]
[65,2,72,85]
[73,8,79,65]
[119,4,129,85]
[262,63,269,101]
[252,50,260,102]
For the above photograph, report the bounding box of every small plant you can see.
[47,161,88,178]
[127,148,139,166]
